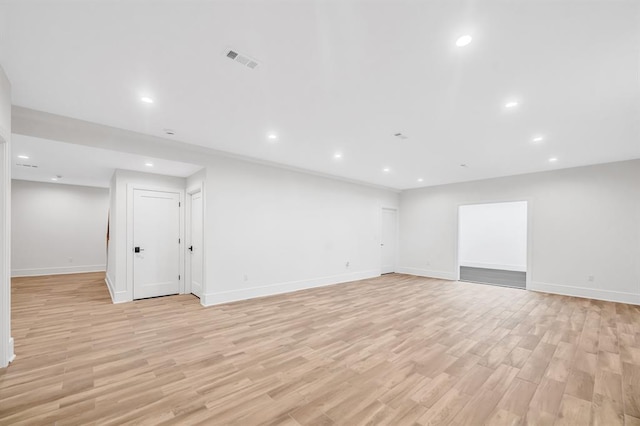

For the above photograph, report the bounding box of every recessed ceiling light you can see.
[140,96,154,104]
[532,136,544,143]
[456,35,473,47]
[145,162,154,167]
[51,177,58,181]
[417,178,424,182]
[17,155,29,159]
[267,133,278,141]
[334,152,343,159]
[548,157,558,163]
[383,167,390,173]
[504,101,519,108]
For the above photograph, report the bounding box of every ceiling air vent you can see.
[394,132,408,140]
[16,163,38,168]
[225,48,260,70]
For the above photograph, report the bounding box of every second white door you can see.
[133,189,181,299]
[381,208,397,274]
[189,190,203,298]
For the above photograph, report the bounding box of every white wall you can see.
[12,108,399,306]
[105,162,399,307]
[458,201,527,272]
[110,160,398,307]
[10,110,639,307]
[106,169,186,303]
[399,160,640,305]
[200,157,399,306]
[11,180,109,276]
[0,64,13,367]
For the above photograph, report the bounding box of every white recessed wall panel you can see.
[11,180,109,276]
[399,160,640,305]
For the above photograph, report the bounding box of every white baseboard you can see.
[201,269,380,307]
[105,274,129,304]
[12,264,106,277]
[112,291,129,304]
[530,281,640,305]
[104,274,113,299]
[396,267,457,281]
[459,261,526,272]
[8,337,14,363]
[105,275,115,301]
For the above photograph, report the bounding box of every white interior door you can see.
[381,208,397,274]
[133,189,181,299]
[189,191,203,298]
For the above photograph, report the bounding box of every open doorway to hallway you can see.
[457,201,528,289]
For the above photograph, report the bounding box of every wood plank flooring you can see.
[1,272,639,425]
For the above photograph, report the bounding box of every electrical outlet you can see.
[588,275,594,282]
[243,274,248,281]
[346,261,350,268]
[68,257,73,263]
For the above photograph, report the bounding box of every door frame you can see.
[185,182,205,298]
[0,134,13,367]
[126,184,185,299]
[455,199,532,290]
[380,206,399,275]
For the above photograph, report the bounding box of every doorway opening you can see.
[457,201,528,289]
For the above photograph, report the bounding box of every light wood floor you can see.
[1,273,640,425]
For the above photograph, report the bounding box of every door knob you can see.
[188,246,193,252]
[134,247,144,253]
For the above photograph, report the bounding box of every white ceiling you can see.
[2,0,639,190]
[12,134,202,188]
